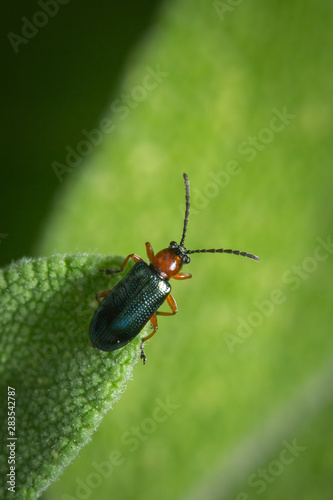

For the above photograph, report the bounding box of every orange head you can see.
[150,242,191,280]
[150,173,259,280]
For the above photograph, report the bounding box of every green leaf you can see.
[0,254,144,499]
[4,0,332,499]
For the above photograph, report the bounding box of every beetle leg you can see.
[121,253,143,269]
[172,272,192,280]
[140,341,147,364]
[145,241,155,264]
[102,253,143,274]
[96,289,111,304]
[142,314,158,342]
[156,293,178,316]
[140,294,177,363]
[140,314,158,364]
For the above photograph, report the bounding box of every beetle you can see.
[89,173,259,363]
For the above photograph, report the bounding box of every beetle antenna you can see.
[180,172,190,246]
[187,248,260,262]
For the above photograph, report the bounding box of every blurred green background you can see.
[1,0,161,268]
[2,0,333,499]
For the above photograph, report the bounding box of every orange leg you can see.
[156,293,178,316]
[172,272,192,280]
[96,289,111,304]
[145,241,155,264]
[102,253,143,275]
[140,293,177,364]
[140,314,158,364]
[98,253,143,303]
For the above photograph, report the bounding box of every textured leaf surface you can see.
[0,254,142,499]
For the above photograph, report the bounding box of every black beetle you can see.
[89,173,259,363]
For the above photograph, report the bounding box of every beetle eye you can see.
[169,241,177,248]
[184,255,191,264]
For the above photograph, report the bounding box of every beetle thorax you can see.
[151,248,183,280]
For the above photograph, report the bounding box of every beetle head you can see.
[169,241,191,265]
